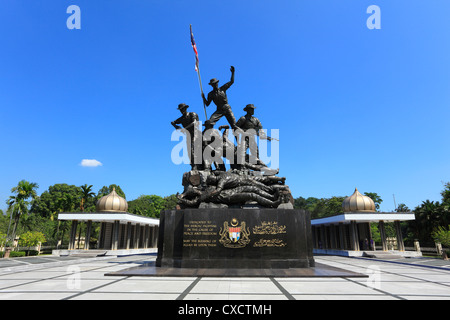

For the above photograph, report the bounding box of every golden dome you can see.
[96,188,128,212]
[342,188,376,213]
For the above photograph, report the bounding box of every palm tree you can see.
[79,184,95,212]
[76,184,95,248]
[396,203,410,212]
[5,180,39,245]
[54,192,78,248]
[413,200,444,244]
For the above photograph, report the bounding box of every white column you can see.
[69,221,78,250]
[112,221,120,250]
[134,223,141,249]
[395,221,405,251]
[84,220,92,250]
[379,220,388,251]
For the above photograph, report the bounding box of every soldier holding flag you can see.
[201,66,237,129]
[190,25,237,129]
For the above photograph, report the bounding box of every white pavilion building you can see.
[311,188,419,258]
[53,188,159,256]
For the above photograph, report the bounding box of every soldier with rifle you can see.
[235,104,278,173]
[171,103,201,170]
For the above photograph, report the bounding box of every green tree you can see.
[31,184,81,219]
[128,195,165,218]
[441,182,450,205]
[364,192,383,211]
[293,196,307,210]
[97,184,126,199]
[432,225,450,260]
[294,196,345,219]
[162,194,178,210]
[0,214,9,236]
[76,184,96,248]
[5,180,39,244]
[30,183,81,246]
[396,203,410,212]
[325,196,346,216]
[18,231,46,256]
[16,215,57,247]
[0,233,6,248]
[294,196,320,211]
[79,184,95,212]
[432,226,450,247]
[370,223,381,243]
[412,200,444,244]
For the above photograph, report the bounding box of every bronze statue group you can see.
[171,66,293,209]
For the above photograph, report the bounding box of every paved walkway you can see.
[0,254,449,300]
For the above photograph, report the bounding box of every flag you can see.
[190,25,199,72]
[189,25,207,119]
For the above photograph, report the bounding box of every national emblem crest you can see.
[219,218,250,248]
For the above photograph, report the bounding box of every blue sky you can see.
[1,1,450,212]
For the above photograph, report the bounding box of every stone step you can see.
[363,251,403,259]
[67,250,108,257]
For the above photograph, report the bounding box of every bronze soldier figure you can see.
[206,170,273,194]
[236,104,262,158]
[235,104,279,175]
[201,120,226,171]
[171,103,201,170]
[202,66,237,129]
[177,185,282,208]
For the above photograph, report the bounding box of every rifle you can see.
[229,126,280,142]
[261,136,280,142]
[259,130,280,142]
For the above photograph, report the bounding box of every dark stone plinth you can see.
[105,261,368,278]
[156,209,315,269]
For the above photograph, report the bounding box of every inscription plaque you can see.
[156,208,315,269]
[183,220,218,247]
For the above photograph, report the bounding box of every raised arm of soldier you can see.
[201,66,235,106]
[222,65,235,91]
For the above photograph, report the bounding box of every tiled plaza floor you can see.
[0,253,449,300]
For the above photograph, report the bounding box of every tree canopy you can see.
[31,184,82,219]
[97,184,126,199]
[6,180,39,242]
[128,194,177,218]
[411,183,450,244]
[294,195,349,219]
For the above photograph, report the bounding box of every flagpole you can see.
[190,24,207,120]
[197,65,207,120]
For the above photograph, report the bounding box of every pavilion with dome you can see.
[310,188,419,257]
[53,188,159,256]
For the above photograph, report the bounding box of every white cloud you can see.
[80,159,103,167]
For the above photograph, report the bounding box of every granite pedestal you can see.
[156,209,315,269]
